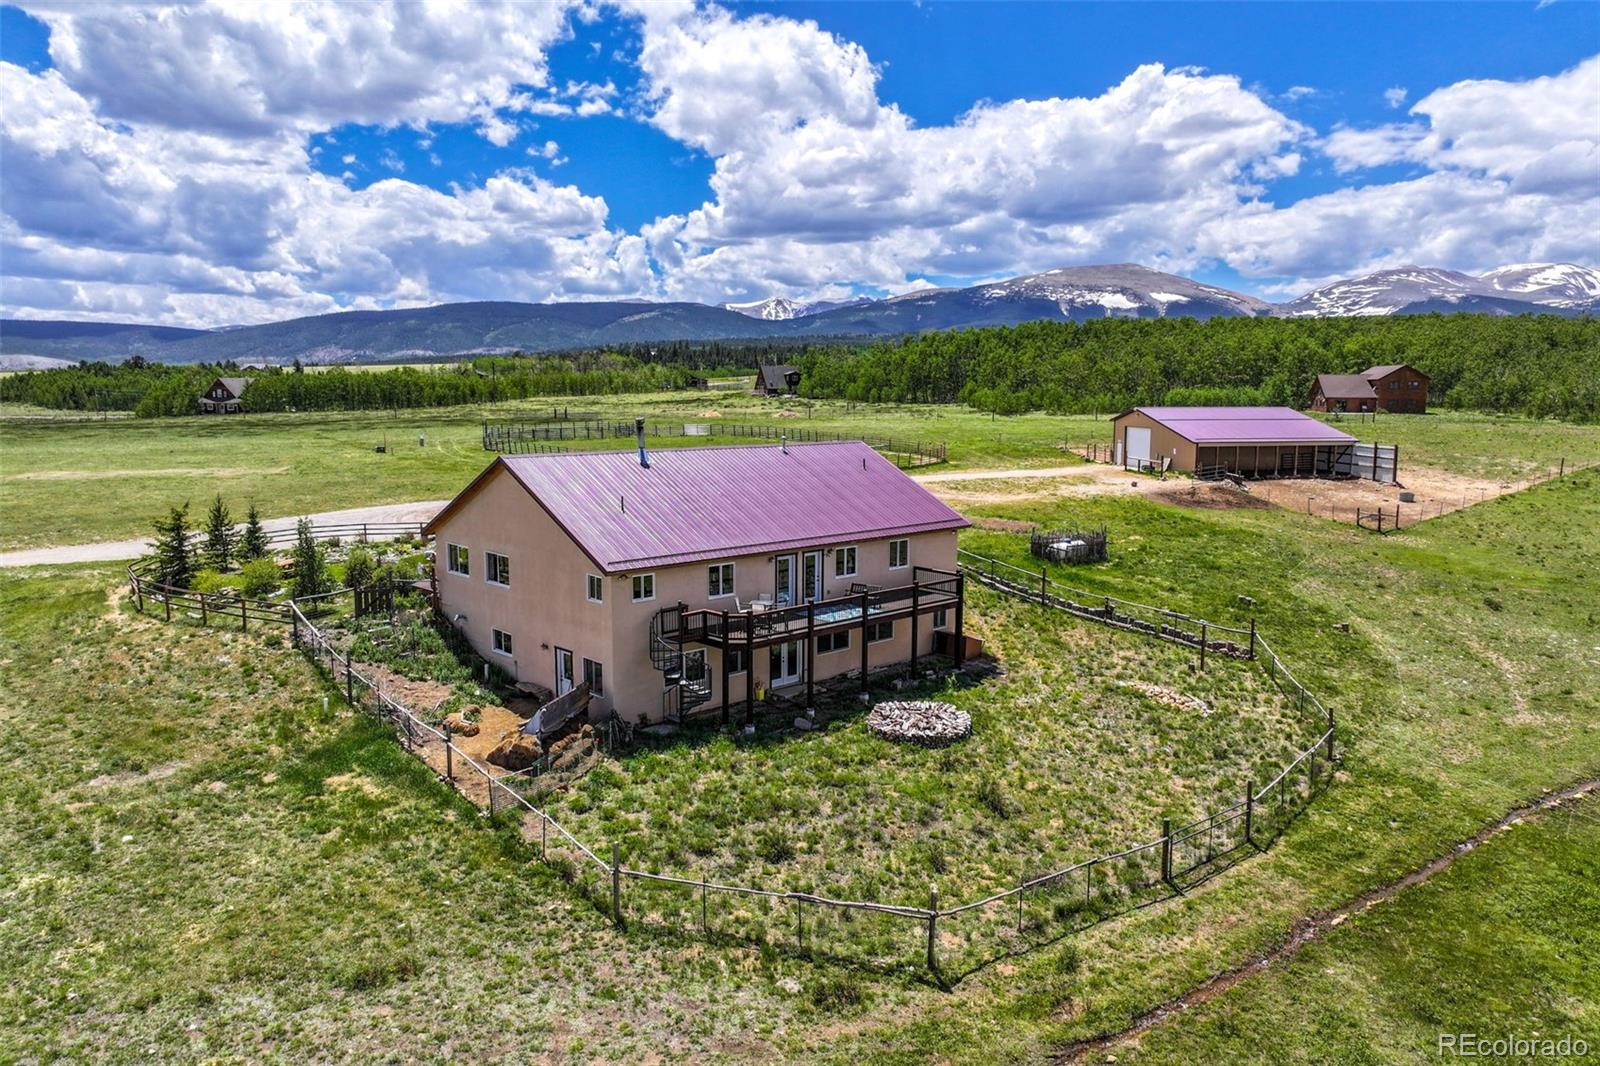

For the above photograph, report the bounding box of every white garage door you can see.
[1125,426,1152,468]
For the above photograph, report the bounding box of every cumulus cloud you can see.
[24,0,579,143]
[1204,56,1600,285]
[0,1,1595,323]
[632,2,1307,299]
[0,59,649,326]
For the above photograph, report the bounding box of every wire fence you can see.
[482,418,948,468]
[126,522,1339,982]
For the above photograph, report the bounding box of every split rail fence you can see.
[127,522,1339,981]
[482,419,947,468]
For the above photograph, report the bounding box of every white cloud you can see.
[22,0,580,143]
[1204,56,1600,285]
[1384,86,1408,108]
[0,60,650,326]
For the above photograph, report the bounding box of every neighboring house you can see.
[754,364,801,396]
[1110,406,1357,477]
[1308,373,1378,413]
[423,428,971,727]
[198,376,252,414]
[1360,364,1430,413]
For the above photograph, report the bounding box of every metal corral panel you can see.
[1334,442,1400,484]
[448,441,969,573]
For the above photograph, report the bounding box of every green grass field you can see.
[2,398,1598,1061]
[4,394,1598,551]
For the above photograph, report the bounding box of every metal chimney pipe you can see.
[781,434,787,454]
[635,417,649,468]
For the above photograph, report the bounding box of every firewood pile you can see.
[867,700,971,746]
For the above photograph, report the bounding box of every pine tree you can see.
[203,494,237,570]
[152,503,194,588]
[291,517,330,601]
[239,503,268,561]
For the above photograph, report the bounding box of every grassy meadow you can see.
[2,395,1599,1061]
[3,392,1597,551]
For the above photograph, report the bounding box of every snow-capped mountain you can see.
[790,264,1270,334]
[977,264,1272,318]
[1480,263,1600,309]
[724,296,872,320]
[724,297,806,321]
[1272,265,1591,318]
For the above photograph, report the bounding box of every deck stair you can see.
[651,604,712,720]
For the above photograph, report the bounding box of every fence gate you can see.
[354,582,395,617]
[1334,442,1399,484]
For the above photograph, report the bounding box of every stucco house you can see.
[423,427,970,726]
[198,376,252,413]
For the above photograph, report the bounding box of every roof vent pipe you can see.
[635,417,649,469]
[781,433,787,454]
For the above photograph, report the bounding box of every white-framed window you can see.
[933,607,950,630]
[889,538,909,569]
[485,551,510,587]
[632,573,656,602]
[446,543,469,576]
[491,628,513,656]
[586,574,604,603]
[866,620,894,644]
[817,630,851,654]
[834,545,857,578]
[726,647,749,674]
[582,657,604,696]
[708,562,735,598]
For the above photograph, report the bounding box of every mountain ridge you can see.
[4,262,1592,364]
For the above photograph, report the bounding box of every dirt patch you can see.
[1244,464,1510,524]
[444,703,536,766]
[324,772,383,798]
[85,762,183,789]
[1056,776,1600,1064]
[774,409,804,418]
[696,409,723,418]
[353,662,455,719]
[1149,481,1273,511]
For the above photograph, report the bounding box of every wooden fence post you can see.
[345,655,354,705]
[240,597,247,632]
[164,593,171,622]
[1039,567,1048,605]
[701,872,709,937]
[1199,622,1207,672]
[199,592,208,626]
[1325,726,1336,762]
[444,734,453,780]
[926,885,939,976]
[1161,819,1173,885]
[1244,781,1254,847]
[611,842,623,927]
[1249,618,1257,660]
[540,813,547,860]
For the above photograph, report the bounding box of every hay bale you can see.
[488,733,541,771]
[867,700,971,747]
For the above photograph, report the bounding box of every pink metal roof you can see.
[482,441,969,573]
[1124,407,1357,445]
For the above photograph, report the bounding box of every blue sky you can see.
[1,2,1596,325]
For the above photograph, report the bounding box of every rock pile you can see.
[867,700,971,747]
[1121,680,1211,717]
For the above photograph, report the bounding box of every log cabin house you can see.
[423,424,970,726]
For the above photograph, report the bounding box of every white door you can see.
[768,641,803,687]
[774,554,796,605]
[802,550,823,602]
[1125,427,1152,468]
[554,647,574,695]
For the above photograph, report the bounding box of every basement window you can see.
[491,628,513,656]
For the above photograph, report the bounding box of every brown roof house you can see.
[1308,373,1377,413]
[754,364,801,395]
[198,376,252,414]
[1360,364,1430,413]
[423,423,971,728]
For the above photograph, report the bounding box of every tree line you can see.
[794,314,1600,422]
